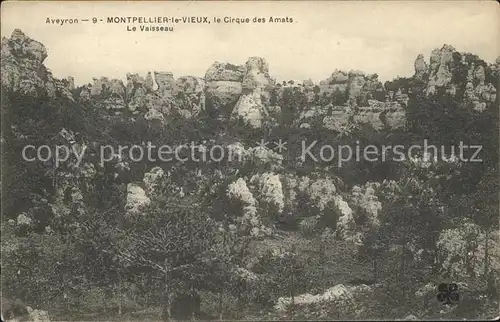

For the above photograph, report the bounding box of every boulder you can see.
[125,183,150,215]
[205,80,242,112]
[475,83,496,102]
[204,60,265,117]
[26,306,51,322]
[322,106,350,132]
[274,283,373,319]
[205,61,245,82]
[249,172,284,214]
[231,88,267,128]
[227,178,261,232]
[402,314,419,321]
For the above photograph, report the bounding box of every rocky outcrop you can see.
[144,72,154,91]
[347,70,367,100]
[26,306,51,322]
[426,44,455,95]
[414,54,428,79]
[143,166,165,195]
[88,70,204,121]
[155,71,176,97]
[0,29,407,131]
[323,106,352,132]
[355,100,406,130]
[205,62,245,82]
[173,76,206,118]
[318,70,385,105]
[414,45,497,112]
[175,76,205,94]
[274,283,373,319]
[204,62,245,115]
[320,69,349,94]
[289,71,401,131]
[241,57,272,91]
[225,142,283,171]
[125,183,150,215]
[205,80,242,115]
[78,85,91,102]
[231,57,274,128]
[125,73,145,97]
[0,298,51,322]
[231,89,268,128]
[4,29,496,132]
[143,94,174,123]
[1,29,73,100]
[204,57,275,128]
[249,172,284,215]
[125,73,148,112]
[402,314,419,321]
[470,63,497,112]
[90,77,127,111]
[227,177,264,237]
[125,72,172,118]
[299,99,405,132]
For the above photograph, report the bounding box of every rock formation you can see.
[174,76,205,117]
[274,283,373,319]
[413,45,498,111]
[318,70,385,105]
[144,72,154,91]
[1,29,73,101]
[2,29,497,134]
[320,69,349,93]
[90,77,127,111]
[154,71,176,97]
[231,57,274,128]
[125,183,150,216]
[205,62,245,115]
[414,54,428,79]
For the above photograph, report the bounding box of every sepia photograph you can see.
[1,1,499,321]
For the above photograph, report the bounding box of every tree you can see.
[107,189,216,321]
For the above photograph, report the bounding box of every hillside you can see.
[1,29,499,321]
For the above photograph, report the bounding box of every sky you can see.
[2,1,499,85]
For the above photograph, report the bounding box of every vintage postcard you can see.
[1,1,499,321]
